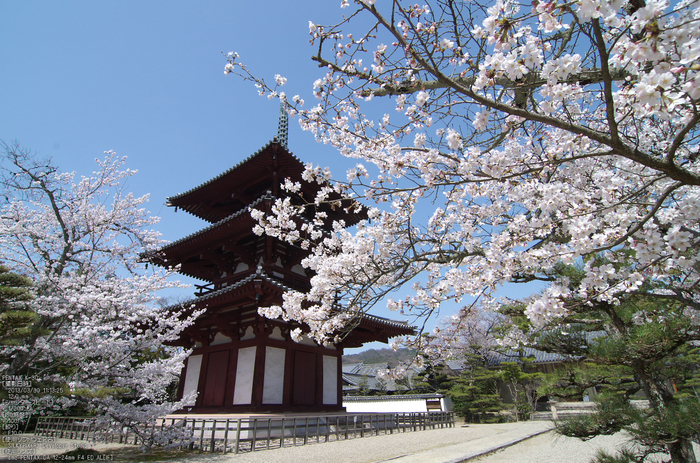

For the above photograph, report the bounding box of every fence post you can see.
[315,416,320,443]
[281,418,286,449]
[223,419,230,454]
[252,418,259,451]
[234,419,242,454]
[197,420,204,450]
[188,419,196,451]
[291,418,296,446]
[266,419,272,450]
[209,419,217,453]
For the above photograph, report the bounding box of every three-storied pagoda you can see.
[152,112,414,413]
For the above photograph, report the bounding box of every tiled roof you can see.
[351,362,390,376]
[343,393,445,401]
[361,313,416,331]
[167,140,302,202]
[341,362,422,393]
[484,330,607,366]
[159,194,271,253]
[171,266,293,308]
[342,363,363,374]
[485,347,568,366]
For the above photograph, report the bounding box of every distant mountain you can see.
[343,348,417,368]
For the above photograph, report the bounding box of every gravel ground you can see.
[472,431,634,463]
[1,422,543,463]
[3,422,697,463]
[473,431,700,463]
[129,423,518,463]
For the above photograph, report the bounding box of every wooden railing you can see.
[34,411,455,453]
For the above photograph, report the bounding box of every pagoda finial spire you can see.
[277,102,289,149]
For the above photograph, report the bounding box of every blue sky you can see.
[0,1,347,231]
[1,1,541,353]
[0,1,403,351]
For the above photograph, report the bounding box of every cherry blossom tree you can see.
[227,0,699,342]
[0,142,195,434]
[224,0,699,460]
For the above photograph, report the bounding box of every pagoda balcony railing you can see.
[194,283,216,297]
[33,411,455,454]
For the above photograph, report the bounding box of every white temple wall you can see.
[232,346,257,405]
[181,354,202,406]
[343,398,428,413]
[262,347,286,404]
[322,355,338,405]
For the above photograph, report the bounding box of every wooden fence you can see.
[34,411,455,454]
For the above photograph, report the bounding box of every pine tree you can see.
[448,351,507,423]
[525,263,700,463]
[499,360,544,421]
[412,353,457,393]
[0,265,37,349]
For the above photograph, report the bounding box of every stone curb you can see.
[452,428,553,463]
[372,423,554,463]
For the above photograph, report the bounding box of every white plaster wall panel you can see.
[342,398,427,413]
[440,396,454,412]
[240,326,255,341]
[295,334,317,347]
[323,355,338,404]
[269,326,285,341]
[232,347,257,405]
[181,354,202,406]
[210,332,232,346]
[262,347,286,404]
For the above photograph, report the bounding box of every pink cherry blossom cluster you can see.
[0,146,200,430]
[225,0,700,348]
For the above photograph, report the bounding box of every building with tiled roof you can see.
[149,111,414,414]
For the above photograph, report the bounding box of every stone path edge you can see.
[452,428,554,463]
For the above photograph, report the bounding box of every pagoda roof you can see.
[168,266,415,347]
[189,266,294,307]
[166,140,366,226]
[150,195,267,280]
[166,267,294,327]
[148,194,313,283]
[343,313,415,348]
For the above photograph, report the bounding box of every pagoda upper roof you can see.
[166,140,366,226]
[148,194,313,284]
[150,194,268,278]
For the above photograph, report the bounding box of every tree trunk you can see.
[634,364,697,463]
[667,440,697,463]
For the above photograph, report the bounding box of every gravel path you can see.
[472,430,633,463]
[137,423,516,463]
[3,422,697,463]
[472,431,700,463]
